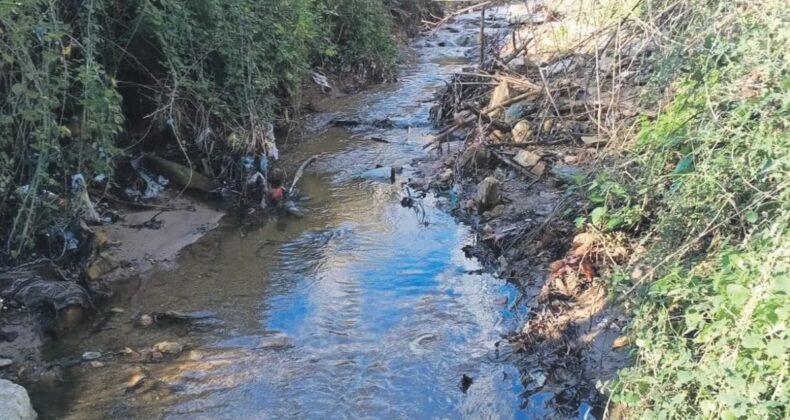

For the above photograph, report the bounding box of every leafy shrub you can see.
[587,0,789,418]
[0,0,403,260]
[0,1,124,258]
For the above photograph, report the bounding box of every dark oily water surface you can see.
[32,6,551,419]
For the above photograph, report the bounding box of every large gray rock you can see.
[476,177,502,212]
[0,379,37,420]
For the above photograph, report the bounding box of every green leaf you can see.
[741,333,764,349]
[591,207,607,226]
[745,211,759,223]
[726,284,749,307]
[10,83,26,96]
[606,217,624,230]
[721,410,738,420]
[765,339,787,357]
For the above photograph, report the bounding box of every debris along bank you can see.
[414,0,658,415]
[416,0,789,417]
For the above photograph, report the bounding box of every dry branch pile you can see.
[425,0,655,179]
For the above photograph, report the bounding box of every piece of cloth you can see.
[270,187,285,202]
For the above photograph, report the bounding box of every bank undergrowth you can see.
[583,0,789,418]
[0,0,433,261]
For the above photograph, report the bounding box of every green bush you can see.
[589,0,789,418]
[0,0,124,259]
[0,0,402,260]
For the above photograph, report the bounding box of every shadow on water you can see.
[28,5,579,419]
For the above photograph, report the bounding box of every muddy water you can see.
[31,7,551,419]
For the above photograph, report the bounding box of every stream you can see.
[30,6,561,419]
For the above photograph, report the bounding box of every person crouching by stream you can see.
[265,167,286,209]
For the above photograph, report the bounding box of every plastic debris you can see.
[263,123,279,160]
[131,156,169,199]
[71,174,86,191]
[311,71,332,92]
[242,155,255,170]
[504,102,526,124]
[259,155,269,173]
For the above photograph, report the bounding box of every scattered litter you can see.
[71,174,86,191]
[311,71,332,91]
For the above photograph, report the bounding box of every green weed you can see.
[582,0,789,418]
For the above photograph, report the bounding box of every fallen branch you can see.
[498,38,532,67]
[288,154,319,195]
[490,149,538,179]
[463,103,511,132]
[456,72,542,91]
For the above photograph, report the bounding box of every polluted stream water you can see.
[30,6,572,419]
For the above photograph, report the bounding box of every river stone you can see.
[513,150,541,168]
[153,341,183,354]
[512,120,531,143]
[0,358,13,367]
[531,161,547,176]
[136,314,154,327]
[82,351,102,361]
[0,379,37,420]
[542,119,555,134]
[476,177,502,212]
[488,81,510,117]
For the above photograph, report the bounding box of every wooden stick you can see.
[499,38,531,67]
[455,72,542,91]
[463,103,510,132]
[479,4,486,66]
[490,149,538,179]
[288,155,319,195]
